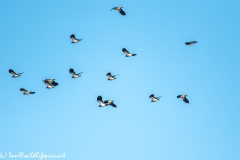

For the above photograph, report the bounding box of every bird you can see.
[122,48,137,57]
[9,69,23,78]
[97,96,117,107]
[69,68,83,78]
[43,79,58,89]
[70,34,82,43]
[185,41,197,46]
[149,94,161,102]
[177,95,189,103]
[20,88,35,95]
[106,72,119,80]
[111,7,126,16]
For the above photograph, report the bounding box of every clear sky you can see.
[0,0,240,160]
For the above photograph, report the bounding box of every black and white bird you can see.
[111,7,126,16]
[149,94,161,102]
[43,79,58,89]
[69,68,83,78]
[177,95,189,103]
[106,72,119,80]
[185,41,197,46]
[122,48,137,57]
[9,69,23,78]
[97,96,117,108]
[70,34,82,43]
[20,88,35,95]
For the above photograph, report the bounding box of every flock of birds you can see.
[9,7,198,108]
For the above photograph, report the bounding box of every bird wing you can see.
[77,72,83,75]
[9,69,16,75]
[106,72,112,78]
[97,96,103,102]
[119,9,126,15]
[104,100,116,107]
[20,88,28,93]
[69,68,76,76]
[110,102,117,107]
[70,34,76,40]
[149,94,154,98]
[183,98,189,103]
[51,80,58,86]
[122,48,130,55]
[44,80,53,87]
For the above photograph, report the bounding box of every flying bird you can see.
[149,94,161,102]
[185,41,197,46]
[106,72,119,80]
[9,69,23,78]
[70,34,82,43]
[20,88,35,95]
[111,7,126,16]
[122,48,137,57]
[69,68,83,78]
[177,95,189,103]
[97,96,117,108]
[43,79,58,89]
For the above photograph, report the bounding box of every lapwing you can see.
[106,72,119,80]
[43,79,58,89]
[185,41,197,46]
[97,96,117,107]
[20,88,35,95]
[122,48,137,57]
[70,34,82,43]
[177,95,189,103]
[9,69,23,78]
[111,7,126,16]
[69,68,83,78]
[149,94,161,102]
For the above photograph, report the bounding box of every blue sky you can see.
[0,0,240,160]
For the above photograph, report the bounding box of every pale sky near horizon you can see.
[0,0,240,160]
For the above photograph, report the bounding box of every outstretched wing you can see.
[119,9,126,15]
[69,68,76,76]
[97,96,103,102]
[149,94,154,98]
[70,34,76,40]
[177,95,181,98]
[122,48,130,55]
[106,72,112,78]
[104,100,117,107]
[9,69,16,75]
[20,88,28,93]
[183,98,189,103]
[51,80,58,86]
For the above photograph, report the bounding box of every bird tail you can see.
[132,54,137,56]
[19,72,24,74]
[78,72,83,75]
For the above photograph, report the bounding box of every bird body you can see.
[122,48,137,57]
[69,68,83,78]
[70,34,82,43]
[185,41,197,46]
[20,88,35,95]
[111,7,126,16]
[149,94,161,102]
[177,95,189,103]
[106,72,118,80]
[9,69,23,78]
[97,96,117,107]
